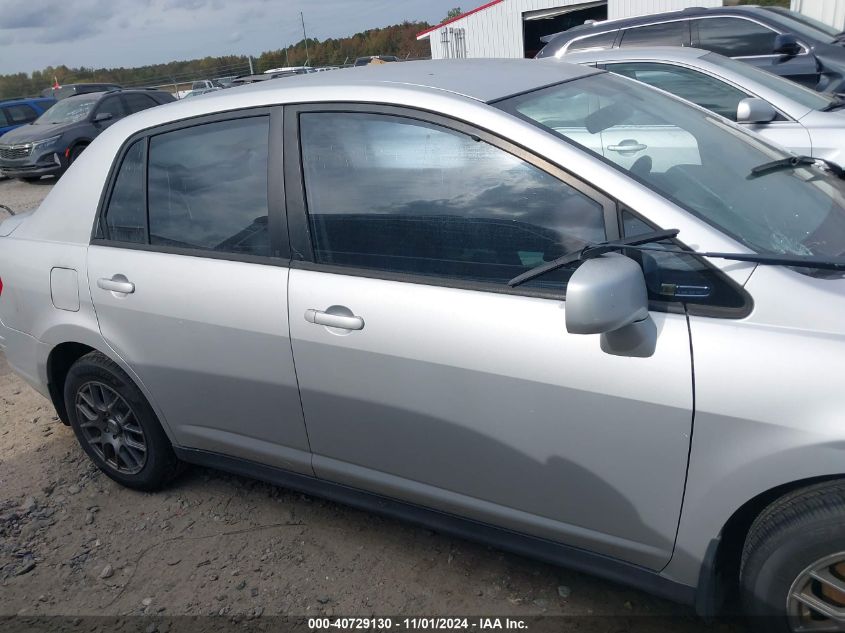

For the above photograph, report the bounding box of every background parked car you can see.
[0,97,55,137]
[561,46,845,168]
[181,87,221,99]
[0,88,174,181]
[537,5,845,94]
[191,79,223,91]
[354,55,400,66]
[40,83,122,100]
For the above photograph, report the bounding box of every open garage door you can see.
[523,1,608,57]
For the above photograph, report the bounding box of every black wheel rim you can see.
[787,552,845,631]
[75,381,147,475]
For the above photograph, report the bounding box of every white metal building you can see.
[417,0,845,60]
[791,0,845,31]
[416,0,722,60]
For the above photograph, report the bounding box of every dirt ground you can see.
[0,178,745,632]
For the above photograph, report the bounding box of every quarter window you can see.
[620,21,690,47]
[299,112,607,291]
[607,62,751,120]
[568,31,618,52]
[103,139,146,244]
[695,17,779,57]
[147,117,271,256]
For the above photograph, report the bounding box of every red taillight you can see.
[0,276,3,296]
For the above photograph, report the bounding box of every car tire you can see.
[64,351,181,491]
[740,480,845,633]
[19,176,40,183]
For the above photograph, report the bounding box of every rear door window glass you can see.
[147,116,271,256]
[123,94,159,114]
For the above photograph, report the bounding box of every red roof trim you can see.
[416,0,505,38]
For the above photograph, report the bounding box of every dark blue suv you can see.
[0,97,56,137]
[537,5,845,94]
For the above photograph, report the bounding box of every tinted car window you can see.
[0,109,8,126]
[148,116,270,256]
[695,17,778,57]
[620,21,689,47]
[123,93,159,114]
[299,112,606,291]
[96,96,125,119]
[4,104,37,124]
[567,30,618,52]
[104,140,146,244]
[608,62,750,120]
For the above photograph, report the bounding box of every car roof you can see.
[559,4,770,38]
[562,46,710,64]
[234,59,600,103]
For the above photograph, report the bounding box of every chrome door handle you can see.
[304,309,364,330]
[607,141,647,152]
[97,276,135,294]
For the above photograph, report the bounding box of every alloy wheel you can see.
[788,552,845,631]
[74,381,147,475]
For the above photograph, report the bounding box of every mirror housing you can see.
[773,33,802,56]
[736,98,777,124]
[93,112,113,123]
[565,253,649,335]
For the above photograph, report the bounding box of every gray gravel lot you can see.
[0,177,745,631]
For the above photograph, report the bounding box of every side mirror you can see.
[736,98,777,124]
[566,254,648,335]
[566,254,656,358]
[93,112,113,123]
[773,33,802,57]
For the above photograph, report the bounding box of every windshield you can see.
[35,96,97,124]
[763,7,840,41]
[496,73,845,262]
[702,52,837,111]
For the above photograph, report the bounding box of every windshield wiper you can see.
[508,229,845,289]
[508,229,679,287]
[747,155,845,179]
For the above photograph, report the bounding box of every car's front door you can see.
[92,95,126,129]
[604,61,813,157]
[87,110,312,474]
[285,106,694,570]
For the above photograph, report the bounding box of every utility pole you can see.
[285,48,290,67]
[301,11,310,67]
[248,55,254,74]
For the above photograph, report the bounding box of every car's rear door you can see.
[87,108,312,473]
[285,104,694,570]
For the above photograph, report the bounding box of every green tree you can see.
[442,7,462,22]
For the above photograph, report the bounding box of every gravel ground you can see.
[0,178,746,632]
[0,176,56,217]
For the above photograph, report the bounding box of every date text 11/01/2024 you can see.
[308,618,529,630]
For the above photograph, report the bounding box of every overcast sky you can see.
[0,0,464,75]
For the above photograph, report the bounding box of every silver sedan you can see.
[1,59,845,632]
[562,46,845,166]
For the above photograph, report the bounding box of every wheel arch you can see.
[697,473,845,617]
